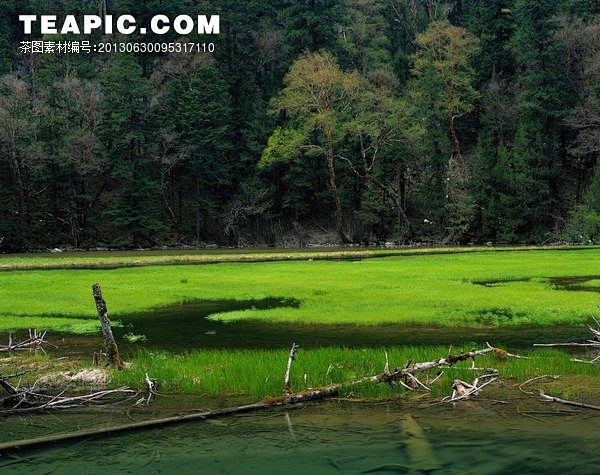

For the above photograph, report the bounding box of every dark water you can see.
[2,392,600,474]
[93,299,589,354]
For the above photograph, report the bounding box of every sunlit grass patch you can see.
[0,315,101,334]
[1,248,600,332]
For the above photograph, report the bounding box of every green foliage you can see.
[0,1,599,248]
[337,0,393,73]
[455,0,515,82]
[565,163,600,243]
[492,117,559,242]
[510,0,566,116]
[409,20,480,241]
[259,127,307,166]
[279,0,342,54]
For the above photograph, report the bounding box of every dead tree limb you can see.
[353,346,498,386]
[0,330,57,354]
[0,377,18,397]
[443,376,498,403]
[534,319,600,364]
[92,283,125,370]
[517,375,560,395]
[539,391,600,411]
[284,343,299,395]
[1,377,136,413]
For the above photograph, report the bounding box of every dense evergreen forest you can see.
[1,0,599,251]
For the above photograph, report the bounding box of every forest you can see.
[0,0,599,251]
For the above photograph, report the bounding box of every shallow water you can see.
[1,391,599,474]
[93,299,590,354]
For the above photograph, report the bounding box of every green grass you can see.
[108,346,599,400]
[1,247,600,333]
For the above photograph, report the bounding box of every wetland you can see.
[1,247,600,473]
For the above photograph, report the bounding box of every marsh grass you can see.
[4,346,596,403]
[109,346,599,401]
[1,248,600,333]
[1,245,576,271]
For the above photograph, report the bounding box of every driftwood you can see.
[516,375,600,411]
[538,391,600,411]
[1,363,135,412]
[1,387,136,413]
[443,374,498,403]
[354,344,501,388]
[92,283,126,370]
[0,330,57,354]
[534,316,600,364]
[0,401,271,452]
[529,315,600,409]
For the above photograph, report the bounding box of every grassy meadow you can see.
[2,246,600,401]
[0,247,599,334]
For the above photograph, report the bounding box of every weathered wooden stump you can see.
[92,283,125,370]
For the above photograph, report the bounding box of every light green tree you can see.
[262,51,362,242]
[411,20,480,242]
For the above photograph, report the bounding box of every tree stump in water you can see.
[92,283,125,370]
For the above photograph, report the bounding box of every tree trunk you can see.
[7,129,27,248]
[92,283,125,370]
[324,124,348,243]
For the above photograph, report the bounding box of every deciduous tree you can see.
[263,51,362,242]
[410,20,479,241]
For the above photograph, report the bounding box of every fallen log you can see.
[354,345,498,386]
[0,401,270,452]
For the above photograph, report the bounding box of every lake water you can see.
[2,391,599,474]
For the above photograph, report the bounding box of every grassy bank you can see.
[0,245,586,271]
[4,346,596,402]
[0,247,599,334]
[106,346,600,401]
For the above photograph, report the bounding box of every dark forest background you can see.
[1,0,599,251]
